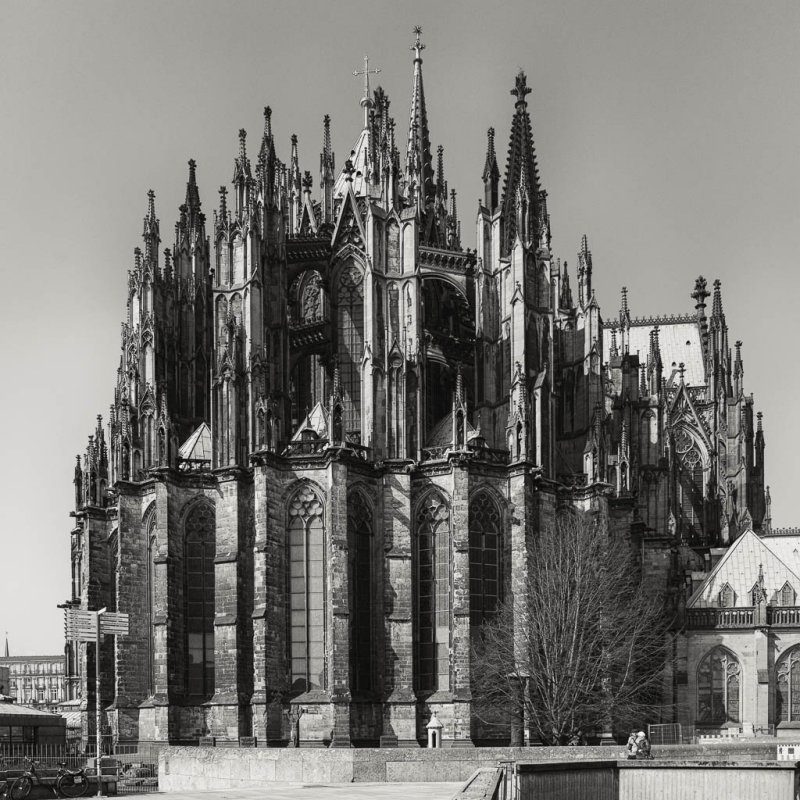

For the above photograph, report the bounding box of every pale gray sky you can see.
[1,0,798,654]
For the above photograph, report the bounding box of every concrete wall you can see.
[158,742,785,791]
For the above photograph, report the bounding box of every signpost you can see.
[63,607,129,796]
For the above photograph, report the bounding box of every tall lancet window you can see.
[469,493,503,626]
[349,491,373,694]
[288,485,325,693]
[697,646,740,724]
[147,521,157,696]
[777,647,800,722]
[415,492,451,693]
[336,263,364,439]
[184,502,215,698]
[674,428,705,541]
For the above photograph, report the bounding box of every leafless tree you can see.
[472,510,673,745]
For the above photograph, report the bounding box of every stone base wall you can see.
[158,742,783,791]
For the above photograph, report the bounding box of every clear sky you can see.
[1,0,798,655]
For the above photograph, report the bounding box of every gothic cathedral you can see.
[65,31,768,746]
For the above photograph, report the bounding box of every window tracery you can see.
[184,502,215,697]
[415,492,451,693]
[469,493,503,626]
[697,646,740,724]
[288,486,325,693]
[777,647,800,722]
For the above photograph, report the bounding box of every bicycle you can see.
[7,758,90,800]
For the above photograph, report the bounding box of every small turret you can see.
[559,260,573,309]
[142,190,160,268]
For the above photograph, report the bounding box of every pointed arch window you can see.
[469,493,503,626]
[287,486,325,693]
[718,583,736,608]
[349,491,373,695]
[336,263,364,438]
[777,647,800,722]
[415,492,451,693]
[697,646,740,724]
[147,521,157,696]
[675,428,705,541]
[780,582,796,607]
[184,502,215,698]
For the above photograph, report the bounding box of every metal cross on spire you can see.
[354,55,381,126]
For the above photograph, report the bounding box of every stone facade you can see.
[63,32,769,746]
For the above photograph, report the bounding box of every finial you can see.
[511,71,532,105]
[302,170,313,192]
[436,145,444,188]
[757,411,763,431]
[455,363,464,401]
[323,114,331,153]
[411,25,425,61]
[188,158,197,183]
[147,189,156,220]
[238,128,247,160]
[263,106,272,139]
[712,279,723,316]
[621,286,629,314]
[218,185,228,217]
[450,188,457,220]
[488,127,495,154]
[678,362,686,380]
[581,233,589,255]
[343,159,355,181]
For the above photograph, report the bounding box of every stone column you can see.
[449,458,474,746]
[251,459,287,745]
[381,466,419,746]
[209,468,250,741]
[328,458,352,747]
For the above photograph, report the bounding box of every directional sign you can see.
[64,609,129,641]
[99,612,129,636]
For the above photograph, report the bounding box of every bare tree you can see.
[472,511,673,745]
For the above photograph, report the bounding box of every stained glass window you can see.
[349,492,373,694]
[777,647,800,722]
[184,503,215,697]
[697,647,740,724]
[415,492,450,692]
[469,493,503,626]
[336,264,364,437]
[288,486,325,693]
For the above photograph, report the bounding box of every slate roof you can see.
[178,422,212,462]
[291,402,329,441]
[687,529,800,608]
[603,319,706,387]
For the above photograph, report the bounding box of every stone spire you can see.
[482,127,500,212]
[320,114,335,225]
[142,189,160,267]
[500,70,541,257]
[577,234,593,307]
[405,26,434,207]
[559,260,573,309]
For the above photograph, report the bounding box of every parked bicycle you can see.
[6,757,90,799]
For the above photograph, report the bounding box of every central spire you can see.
[405,25,434,207]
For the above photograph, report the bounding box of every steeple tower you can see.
[405,26,434,209]
[500,71,541,257]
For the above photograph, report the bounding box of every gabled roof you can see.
[178,423,212,462]
[687,529,800,608]
[290,402,329,441]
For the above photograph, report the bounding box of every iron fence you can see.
[0,742,161,795]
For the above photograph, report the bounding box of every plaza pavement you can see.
[126,783,462,799]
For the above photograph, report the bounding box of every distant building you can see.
[681,528,800,737]
[0,655,67,712]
